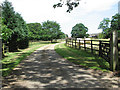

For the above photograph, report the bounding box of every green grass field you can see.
[1,41,52,77]
[55,43,110,72]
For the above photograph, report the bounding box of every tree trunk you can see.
[8,34,18,52]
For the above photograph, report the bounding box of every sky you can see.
[0,0,119,37]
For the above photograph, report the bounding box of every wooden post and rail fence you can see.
[66,31,120,71]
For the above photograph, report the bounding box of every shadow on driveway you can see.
[2,44,119,89]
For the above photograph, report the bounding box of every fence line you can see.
[66,38,111,64]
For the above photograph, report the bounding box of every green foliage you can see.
[1,18,12,42]
[98,33,105,39]
[27,21,65,41]
[2,0,29,51]
[27,23,42,40]
[111,13,120,30]
[2,0,16,30]
[98,18,111,38]
[42,20,61,41]
[2,0,18,51]
[71,23,88,38]
[98,14,120,38]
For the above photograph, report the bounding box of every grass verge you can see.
[55,43,110,72]
[1,41,52,77]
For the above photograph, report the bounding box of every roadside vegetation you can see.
[55,43,110,72]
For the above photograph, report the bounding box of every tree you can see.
[58,31,66,39]
[98,14,120,38]
[2,0,29,51]
[71,23,88,38]
[98,18,111,38]
[53,0,80,13]
[27,23,42,40]
[111,13,120,38]
[2,0,18,51]
[42,20,62,42]
[111,13,120,30]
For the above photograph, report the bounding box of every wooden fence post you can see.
[99,41,102,56]
[72,39,73,48]
[68,39,70,47]
[110,30,118,71]
[91,40,93,53]
[79,40,80,49]
[70,39,71,47]
[84,40,86,50]
[75,39,77,48]
[66,39,67,45]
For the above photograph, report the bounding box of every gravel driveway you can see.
[2,43,119,89]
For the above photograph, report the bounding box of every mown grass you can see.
[1,41,53,77]
[55,43,110,72]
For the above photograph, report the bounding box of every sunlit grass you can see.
[55,43,110,72]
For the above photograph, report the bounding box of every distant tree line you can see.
[27,21,66,42]
[1,0,66,52]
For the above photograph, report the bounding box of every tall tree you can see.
[71,23,88,38]
[98,18,111,38]
[2,0,29,51]
[2,0,18,51]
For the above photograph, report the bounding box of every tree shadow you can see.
[2,47,119,89]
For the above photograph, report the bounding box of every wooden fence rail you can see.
[66,39,111,64]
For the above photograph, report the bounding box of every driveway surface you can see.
[2,43,119,89]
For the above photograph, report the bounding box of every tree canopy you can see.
[27,21,66,41]
[2,0,29,51]
[98,13,120,38]
[42,20,61,41]
[98,18,111,38]
[71,23,88,38]
[27,23,42,40]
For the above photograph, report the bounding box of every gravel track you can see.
[2,43,119,89]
